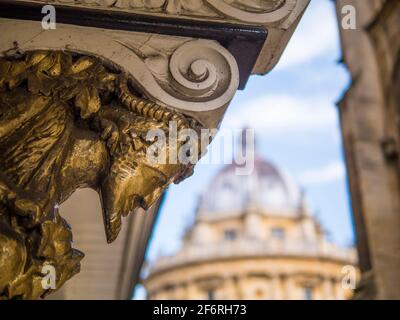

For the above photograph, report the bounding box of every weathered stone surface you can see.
[336,0,400,300]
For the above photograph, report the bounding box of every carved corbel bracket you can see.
[0,48,208,299]
[0,0,309,299]
[0,19,239,127]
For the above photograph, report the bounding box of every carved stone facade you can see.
[0,1,309,299]
[336,0,400,299]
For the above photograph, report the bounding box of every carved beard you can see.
[99,153,170,243]
[99,164,139,244]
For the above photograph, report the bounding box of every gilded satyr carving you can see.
[0,0,309,300]
[0,50,202,299]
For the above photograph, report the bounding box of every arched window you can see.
[224,229,237,241]
[271,227,285,240]
[206,289,216,300]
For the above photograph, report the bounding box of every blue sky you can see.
[134,0,354,298]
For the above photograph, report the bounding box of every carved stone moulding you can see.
[0,18,240,127]
[17,0,297,24]
[8,0,310,75]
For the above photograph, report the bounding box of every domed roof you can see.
[198,155,302,216]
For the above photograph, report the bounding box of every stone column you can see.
[271,275,283,300]
[334,280,345,300]
[336,0,400,299]
[282,275,296,300]
[322,277,334,300]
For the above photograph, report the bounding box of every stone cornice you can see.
[12,0,310,74]
[18,0,297,25]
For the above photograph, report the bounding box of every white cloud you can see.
[222,94,338,135]
[298,162,346,186]
[275,0,339,70]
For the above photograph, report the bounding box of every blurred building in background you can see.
[50,190,161,299]
[144,147,357,300]
[336,0,400,299]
